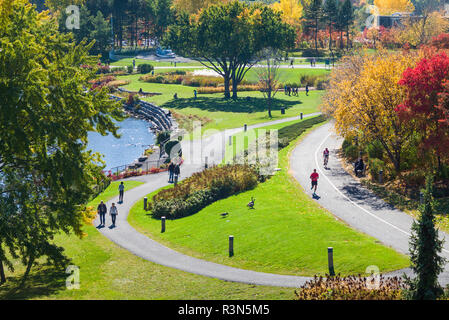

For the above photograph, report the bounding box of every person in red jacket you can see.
[310,169,319,196]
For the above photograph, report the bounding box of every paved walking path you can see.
[96,119,449,287]
[290,122,449,285]
[96,114,321,287]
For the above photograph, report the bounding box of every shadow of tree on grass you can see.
[164,96,301,113]
[0,265,67,300]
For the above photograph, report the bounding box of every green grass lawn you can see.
[119,73,324,135]
[223,117,310,163]
[128,123,410,277]
[0,180,294,300]
[245,68,330,84]
[87,180,144,208]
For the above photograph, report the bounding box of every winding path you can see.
[96,119,449,287]
[290,122,449,285]
[96,114,320,288]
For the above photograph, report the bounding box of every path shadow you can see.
[341,184,396,211]
[164,96,300,113]
[0,265,66,300]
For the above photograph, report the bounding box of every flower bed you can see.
[106,160,182,181]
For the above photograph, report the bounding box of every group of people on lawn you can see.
[284,84,309,97]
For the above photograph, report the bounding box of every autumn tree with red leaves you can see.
[397,52,449,172]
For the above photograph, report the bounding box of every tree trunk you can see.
[340,30,344,49]
[231,76,238,100]
[315,18,319,54]
[19,255,34,288]
[346,26,350,50]
[0,260,6,285]
[267,95,272,118]
[224,76,231,99]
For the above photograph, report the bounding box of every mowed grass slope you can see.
[0,180,294,300]
[128,123,409,276]
[118,73,323,134]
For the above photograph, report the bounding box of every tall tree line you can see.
[303,0,355,53]
[34,0,174,57]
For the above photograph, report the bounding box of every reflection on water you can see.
[87,117,155,170]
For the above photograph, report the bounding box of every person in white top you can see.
[109,203,119,228]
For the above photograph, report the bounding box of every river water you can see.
[87,117,155,171]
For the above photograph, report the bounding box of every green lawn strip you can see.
[0,223,294,299]
[118,74,323,135]
[0,180,293,300]
[128,124,409,277]
[223,117,313,164]
[87,180,144,208]
[244,68,330,84]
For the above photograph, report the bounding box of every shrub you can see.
[157,131,171,145]
[127,65,134,74]
[295,275,406,300]
[342,137,352,152]
[198,85,260,94]
[369,158,386,182]
[164,140,182,159]
[366,140,384,160]
[151,164,260,219]
[138,63,154,74]
[344,145,359,161]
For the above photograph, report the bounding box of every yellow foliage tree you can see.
[272,0,303,27]
[374,0,414,15]
[173,0,229,14]
[399,11,449,47]
[321,51,418,171]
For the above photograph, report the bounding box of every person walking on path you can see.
[118,182,125,203]
[97,200,107,227]
[109,203,119,228]
[305,84,309,96]
[310,169,319,196]
[290,59,294,68]
[174,163,180,185]
[194,89,197,99]
[168,162,175,183]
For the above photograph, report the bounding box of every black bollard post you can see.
[161,216,166,233]
[328,247,335,276]
[300,112,303,120]
[229,235,234,257]
[144,197,148,211]
[244,124,247,132]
